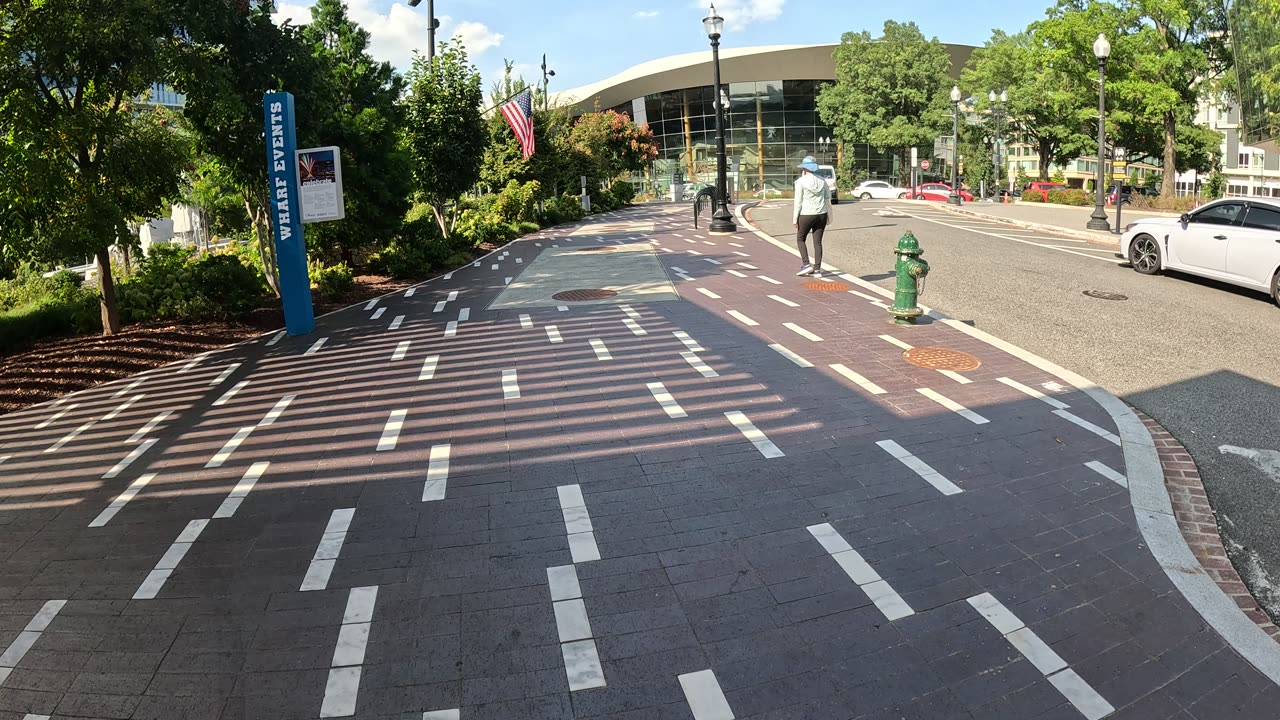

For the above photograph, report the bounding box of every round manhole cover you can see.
[803,280,851,292]
[1083,290,1128,301]
[902,347,982,372]
[574,247,615,253]
[552,289,619,301]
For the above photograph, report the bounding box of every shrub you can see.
[1129,195,1199,213]
[1020,190,1043,203]
[538,194,585,226]
[608,180,636,205]
[491,180,541,224]
[370,213,459,280]
[1045,189,1090,206]
[309,261,354,300]
[116,246,266,323]
[514,221,540,235]
[0,270,100,353]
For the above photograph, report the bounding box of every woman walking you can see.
[792,155,830,277]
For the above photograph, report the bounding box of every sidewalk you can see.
[0,203,1276,719]
[933,201,1176,246]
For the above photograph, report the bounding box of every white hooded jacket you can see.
[793,172,830,223]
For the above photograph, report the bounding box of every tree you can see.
[962,30,1094,181]
[567,110,658,184]
[403,38,485,238]
[301,0,412,265]
[0,0,190,334]
[817,21,952,186]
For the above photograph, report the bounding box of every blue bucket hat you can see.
[798,155,820,172]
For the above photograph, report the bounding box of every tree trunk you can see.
[897,147,910,187]
[245,195,281,298]
[95,247,120,335]
[431,203,450,239]
[1162,110,1177,198]
[1038,140,1052,181]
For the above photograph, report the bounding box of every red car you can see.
[911,182,974,202]
[1023,181,1069,202]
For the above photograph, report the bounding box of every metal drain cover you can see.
[551,288,619,301]
[902,347,982,372]
[803,280,851,292]
[1083,290,1128,301]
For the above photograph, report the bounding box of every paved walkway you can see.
[0,204,1276,719]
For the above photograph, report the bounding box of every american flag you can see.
[500,89,535,160]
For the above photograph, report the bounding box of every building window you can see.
[1239,152,1251,167]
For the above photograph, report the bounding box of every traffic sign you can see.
[911,147,918,167]
[921,159,931,171]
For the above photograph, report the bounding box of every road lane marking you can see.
[724,411,783,458]
[767,295,799,308]
[647,382,687,419]
[897,209,1124,265]
[377,409,407,451]
[697,288,722,299]
[558,484,601,564]
[419,356,439,381]
[389,315,405,330]
[808,523,914,621]
[674,331,705,353]
[520,314,532,329]
[557,306,569,312]
[422,444,451,501]
[260,395,295,426]
[321,586,378,718]
[725,269,747,277]
[305,338,328,355]
[301,508,355,591]
[213,461,269,519]
[34,404,77,430]
[404,287,416,297]
[620,305,642,320]
[681,351,718,378]
[917,388,989,424]
[623,318,647,336]
[210,363,241,386]
[364,299,378,310]
[206,427,254,468]
[879,334,913,350]
[444,321,458,338]
[127,410,171,444]
[457,308,470,322]
[391,341,411,362]
[877,439,962,494]
[997,377,1070,409]
[371,307,387,320]
[45,421,94,453]
[0,600,66,678]
[590,339,612,361]
[433,301,446,313]
[546,325,563,343]
[266,330,286,347]
[769,343,813,368]
[214,381,250,407]
[1053,409,1122,446]
[89,472,156,527]
[757,275,782,285]
[783,322,823,342]
[830,364,886,395]
[102,438,157,480]
[726,310,757,326]
[502,369,521,400]
[679,669,735,720]
[111,377,145,399]
[1085,461,1128,487]
[103,394,144,421]
[133,519,208,600]
[447,291,458,301]
[736,262,758,270]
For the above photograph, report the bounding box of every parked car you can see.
[814,164,840,204]
[1120,197,1280,306]
[853,180,909,200]
[1023,181,1069,202]
[910,182,974,202]
[1107,184,1135,205]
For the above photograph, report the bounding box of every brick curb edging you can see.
[932,202,1122,247]
[1136,407,1280,641]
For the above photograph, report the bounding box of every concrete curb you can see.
[736,201,1280,687]
[933,203,1122,247]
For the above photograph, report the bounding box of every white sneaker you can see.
[811,269,824,279]
[796,264,814,276]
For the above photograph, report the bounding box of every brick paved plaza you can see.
[0,204,1275,719]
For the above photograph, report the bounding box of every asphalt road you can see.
[749,198,1280,618]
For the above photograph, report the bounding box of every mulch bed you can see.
[0,274,414,416]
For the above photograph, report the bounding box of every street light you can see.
[989,89,1007,201]
[541,54,555,112]
[949,85,962,205]
[406,0,441,61]
[1087,33,1112,232]
[703,4,736,233]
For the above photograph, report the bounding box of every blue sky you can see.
[273,0,1056,92]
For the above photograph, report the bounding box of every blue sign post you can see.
[263,92,316,336]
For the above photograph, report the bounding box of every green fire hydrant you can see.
[889,231,929,325]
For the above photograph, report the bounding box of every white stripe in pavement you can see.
[687,250,703,255]
[731,250,749,256]
[206,427,253,468]
[1085,460,1128,487]
[90,472,156,527]
[520,314,533,329]
[372,307,387,319]
[702,258,722,265]
[422,444,451,501]
[757,275,782,285]
[344,584,378,623]
[210,363,240,386]
[647,382,687,419]
[447,291,458,302]
[557,306,569,312]
[553,598,593,642]
[546,325,563,343]
[679,669,735,720]
[321,586,378,718]
[917,388,989,425]
[300,508,355,591]
[681,351,718,378]
[783,322,823,342]
[444,272,454,279]
[111,377,145,399]
[127,410,171,444]
[423,711,460,720]
[697,288,722,299]
[1053,409,1122,446]
[103,394,144,421]
[548,564,582,602]
[34,404,77,430]
[879,334,913,350]
[997,377,1070,409]
[260,395,295,426]
[703,241,716,246]
[620,305,642,320]
[444,321,458,338]
[22,714,51,720]
[877,440,962,495]
[458,307,471,321]
[389,315,405,330]
[728,243,744,248]
[305,338,328,355]
[726,310,757,326]
[491,263,499,270]
[675,272,693,281]
[180,352,208,372]
[590,338,612,361]
[44,421,94,453]
[558,484,601,563]
[725,269,747,277]
[419,356,439,381]
[405,287,416,297]
[433,301,446,313]
[364,299,379,310]
[660,247,675,253]
[516,258,523,264]
[848,289,882,302]
[623,318,647,336]
[674,331,705,353]
[967,592,1114,720]
[670,265,688,273]
[736,262,758,270]
[938,369,973,385]
[683,238,697,244]
[807,523,914,621]
[377,410,407,451]
[391,341,411,362]
[102,438,157,480]
[830,364,887,395]
[133,519,208,600]
[724,411,783,459]
[769,343,813,368]
[562,639,606,691]
[213,461,268,519]
[767,295,799,308]
[214,381,249,407]
[502,369,521,400]
[0,600,66,674]
[0,456,8,466]
[266,330,286,347]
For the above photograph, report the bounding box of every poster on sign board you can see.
[296,146,345,223]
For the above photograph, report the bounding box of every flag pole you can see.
[482,87,533,117]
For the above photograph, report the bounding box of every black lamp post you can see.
[1087,33,1112,232]
[541,54,555,112]
[949,85,963,205]
[989,89,1007,200]
[703,4,736,233]
[406,0,441,61]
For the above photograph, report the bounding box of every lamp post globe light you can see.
[541,54,555,112]
[948,85,963,206]
[1087,33,1112,232]
[703,4,736,233]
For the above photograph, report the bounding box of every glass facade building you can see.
[1230,0,1280,152]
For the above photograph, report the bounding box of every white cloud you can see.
[696,0,786,30]
[272,0,503,72]
[633,9,661,18]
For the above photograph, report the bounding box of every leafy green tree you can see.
[0,0,190,334]
[568,110,658,184]
[818,21,952,186]
[301,0,412,265]
[404,38,485,238]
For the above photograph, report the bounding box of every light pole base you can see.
[1087,207,1111,232]
[710,207,736,234]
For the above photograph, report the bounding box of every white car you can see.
[852,180,909,200]
[1120,197,1280,306]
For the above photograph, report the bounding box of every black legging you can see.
[796,213,827,268]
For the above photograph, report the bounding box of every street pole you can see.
[949,85,962,205]
[541,55,555,112]
[704,4,736,233]
[1087,34,1112,232]
[407,0,440,62]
